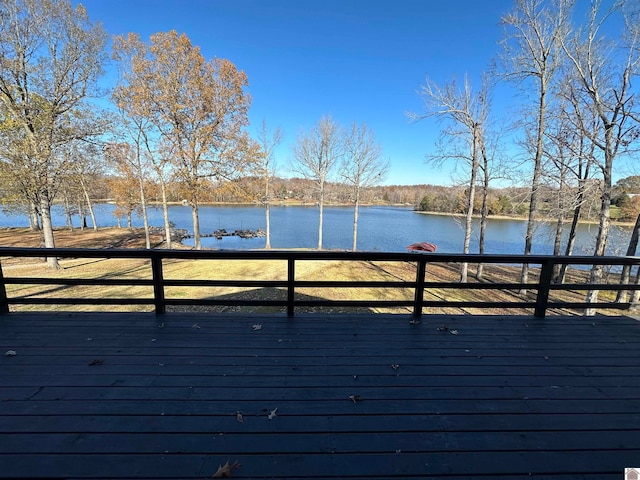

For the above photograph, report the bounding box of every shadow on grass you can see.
[165,286,375,315]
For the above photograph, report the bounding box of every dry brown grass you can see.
[0,227,632,316]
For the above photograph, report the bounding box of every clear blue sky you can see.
[77,0,516,185]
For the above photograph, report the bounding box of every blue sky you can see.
[78,0,516,185]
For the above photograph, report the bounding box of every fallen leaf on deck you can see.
[252,324,262,331]
[4,350,16,357]
[268,407,278,419]
[391,364,399,371]
[236,412,243,423]
[212,460,240,478]
[409,319,421,325]
[437,326,449,331]
[348,395,362,403]
[192,323,201,329]
[450,330,459,335]
[88,359,103,366]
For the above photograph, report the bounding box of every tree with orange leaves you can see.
[112,30,253,249]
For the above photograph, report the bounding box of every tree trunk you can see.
[476,143,489,281]
[265,202,271,249]
[318,180,325,250]
[80,177,98,231]
[615,211,640,303]
[127,212,132,229]
[134,138,150,249]
[461,126,479,283]
[585,145,613,315]
[63,196,74,231]
[557,174,588,284]
[40,196,60,269]
[352,186,360,252]
[29,201,40,231]
[551,166,567,281]
[138,176,150,249]
[160,178,172,249]
[552,213,564,275]
[520,79,547,294]
[265,169,271,250]
[192,203,202,250]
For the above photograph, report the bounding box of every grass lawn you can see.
[0,227,630,316]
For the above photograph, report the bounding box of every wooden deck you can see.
[0,312,639,479]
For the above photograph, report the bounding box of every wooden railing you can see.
[0,247,638,318]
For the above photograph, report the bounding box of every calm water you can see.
[0,203,632,255]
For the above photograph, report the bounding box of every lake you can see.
[0,203,633,255]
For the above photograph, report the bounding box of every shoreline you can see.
[414,209,635,227]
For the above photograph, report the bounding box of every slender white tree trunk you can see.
[192,204,202,250]
[63,196,74,230]
[461,126,479,283]
[160,179,172,249]
[138,174,150,249]
[265,170,271,249]
[352,186,360,252]
[265,202,271,249]
[80,178,98,231]
[318,187,324,250]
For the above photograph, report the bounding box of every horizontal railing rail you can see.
[0,247,638,318]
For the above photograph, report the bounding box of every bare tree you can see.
[501,0,573,292]
[560,0,640,312]
[412,75,489,282]
[340,122,388,252]
[0,0,107,267]
[291,116,343,250]
[256,120,283,249]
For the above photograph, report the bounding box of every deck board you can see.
[0,312,639,479]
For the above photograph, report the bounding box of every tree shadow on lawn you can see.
[165,286,375,315]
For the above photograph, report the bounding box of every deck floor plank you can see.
[0,312,639,479]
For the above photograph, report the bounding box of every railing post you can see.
[534,259,554,319]
[0,259,9,315]
[412,257,427,318]
[151,253,165,315]
[287,257,295,317]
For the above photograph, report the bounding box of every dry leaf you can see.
[88,359,103,366]
[450,329,459,335]
[268,408,278,420]
[212,460,240,478]
[236,412,243,423]
[391,364,399,371]
[4,350,16,357]
[348,395,362,403]
[409,319,420,325]
[437,325,448,331]
[192,323,201,329]
[252,324,262,331]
